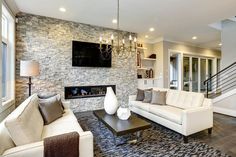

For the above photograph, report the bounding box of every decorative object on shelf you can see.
[20,60,39,96]
[137,51,141,67]
[99,0,137,58]
[149,68,154,78]
[117,107,131,120]
[138,74,142,79]
[146,70,149,78]
[149,54,156,59]
[137,43,143,47]
[104,87,119,115]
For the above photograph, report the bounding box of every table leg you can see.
[136,131,143,142]
[113,134,118,146]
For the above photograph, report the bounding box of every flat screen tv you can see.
[72,40,112,67]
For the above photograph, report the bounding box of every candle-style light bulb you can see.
[134,37,137,42]
[122,39,125,44]
[111,34,114,40]
[99,36,102,42]
[129,35,132,40]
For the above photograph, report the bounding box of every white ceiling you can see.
[7,0,236,50]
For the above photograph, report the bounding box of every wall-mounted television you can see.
[72,40,112,67]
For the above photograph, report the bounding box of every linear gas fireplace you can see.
[64,85,116,99]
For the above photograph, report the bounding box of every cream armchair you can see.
[0,94,93,157]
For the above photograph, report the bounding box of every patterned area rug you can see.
[75,112,229,157]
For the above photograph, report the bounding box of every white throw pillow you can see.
[5,94,44,146]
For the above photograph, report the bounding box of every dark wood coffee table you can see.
[93,109,151,146]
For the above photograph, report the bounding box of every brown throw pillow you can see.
[39,96,64,125]
[151,90,167,105]
[38,94,65,110]
[136,88,152,101]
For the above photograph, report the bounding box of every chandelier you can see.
[99,0,137,58]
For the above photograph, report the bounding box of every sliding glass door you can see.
[183,56,214,93]
[183,57,190,91]
[200,59,207,92]
[192,58,199,92]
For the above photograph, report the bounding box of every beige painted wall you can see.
[148,41,221,88]
[140,42,164,86]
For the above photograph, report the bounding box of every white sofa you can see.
[129,88,213,142]
[0,94,93,157]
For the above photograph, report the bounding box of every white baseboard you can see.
[213,106,236,117]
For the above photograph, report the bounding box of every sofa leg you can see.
[208,128,212,135]
[183,136,188,143]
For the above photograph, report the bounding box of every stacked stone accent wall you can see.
[16,13,137,112]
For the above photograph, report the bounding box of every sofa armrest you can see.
[62,101,70,109]
[129,95,136,102]
[79,131,93,157]
[182,107,213,136]
[202,98,212,107]
[2,141,44,157]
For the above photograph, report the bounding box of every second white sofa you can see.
[129,88,213,143]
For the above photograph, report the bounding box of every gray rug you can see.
[75,112,229,157]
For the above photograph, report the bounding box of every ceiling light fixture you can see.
[149,28,155,32]
[59,7,66,12]
[192,36,197,40]
[112,19,117,24]
[99,0,137,58]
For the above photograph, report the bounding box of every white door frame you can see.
[168,50,182,90]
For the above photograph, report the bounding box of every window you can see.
[2,13,8,99]
[2,42,7,98]
[1,5,15,104]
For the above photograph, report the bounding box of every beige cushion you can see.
[130,101,150,112]
[50,109,78,125]
[42,110,83,138]
[166,90,204,109]
[39,96,64,125]
[0,121,15,155]
[149,105,183,124]
[5,94,44,146]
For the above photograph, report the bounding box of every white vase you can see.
[104,87,118,115]
[117,107,131,120]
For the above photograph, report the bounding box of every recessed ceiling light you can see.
[219,43,222,46]
[145,35,149,38]
[59,7,66,12]
[112,19,117,24]
[192,36,197,40]
[149,27,155,32]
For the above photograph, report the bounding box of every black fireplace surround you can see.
[64,85,116,99]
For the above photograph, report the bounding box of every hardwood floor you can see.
[191,113,236,157]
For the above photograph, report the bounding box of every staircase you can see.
[204,62,236,117]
